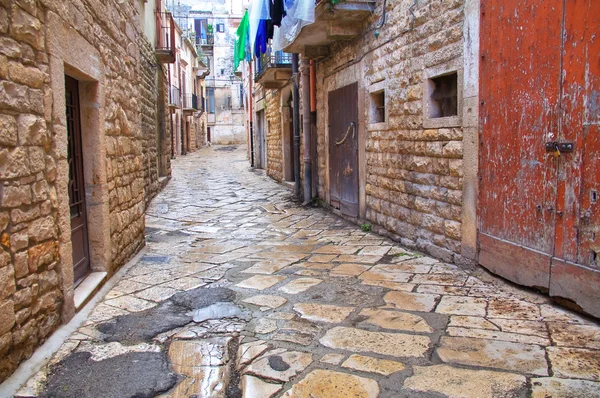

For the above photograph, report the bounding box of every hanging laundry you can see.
[272,0,315,51]
[234,10,249,71]
[271,0,286,27]
[249,0,271,57]
[255,19,268,55]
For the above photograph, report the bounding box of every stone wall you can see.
[315,0,465,262]
[265,88,283,181]
[0,0,164,382]
[139,37,161,207]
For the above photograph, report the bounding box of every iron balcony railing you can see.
[255,48,293,80]
[197,34,214,47]
[169,85,180,107]
[182,94,199,110]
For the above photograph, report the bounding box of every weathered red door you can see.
[329,83,358,217]
[479,0,600,316]
[65,76,91,284]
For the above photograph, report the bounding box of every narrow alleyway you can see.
[16,146,600,397]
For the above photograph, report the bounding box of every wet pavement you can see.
[16,145,600,397]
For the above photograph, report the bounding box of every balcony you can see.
[255,48,293,89]
[282,0,376,58]
[169,85,180,109]
[196,35,214,55]
[182,94,199,114]
[156,12,176,63]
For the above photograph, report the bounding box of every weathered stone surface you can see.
[404,365,527,397]
[320,327,430,357]
[169,337,231,368]
[320,353,345,365]
[293,303,354,323]
[278,277,322,294]
[531,377,600,398]
[241,374,282,398]
[236,275,286,290]
[238,340,269,367]
[358,308,433,333]
[383,290,438,312]
[436,295,487,316]
[282,369,379,398]
[0,300,16,335]
[548,323,600,350]
[0,114,17,146]
[547,347,600,381]
[437,336,549,376]
[487,298,541,320]
[341,354,405,375]
[243,295,288,310]
[253,318,278,334]
[245,351,313,382]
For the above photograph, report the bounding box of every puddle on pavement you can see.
[190,302,251,323]
[97,287,238,342]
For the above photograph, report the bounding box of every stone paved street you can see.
[15,146,600,397]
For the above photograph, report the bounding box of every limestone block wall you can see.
[139,37,161,207]
[0,0,165,381]
[315,0,467,262]
[265,88,283,182]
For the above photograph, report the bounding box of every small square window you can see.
[217,23,225,33]
[370,90,385,123]
[428,72,458,118]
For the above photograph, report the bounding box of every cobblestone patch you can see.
[16,146,600,397]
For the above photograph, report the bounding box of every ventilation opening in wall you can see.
[370,90,385,123]
[592,250,599,267]
[428,72,458,118]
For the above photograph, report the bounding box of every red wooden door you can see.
[65,76,91,285]
[480,0,600,316]
[328,83,359,217]
[549,0,600,315]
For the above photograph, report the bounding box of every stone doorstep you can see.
[74,272,108,311]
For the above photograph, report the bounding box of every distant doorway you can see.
[65,75,91,284]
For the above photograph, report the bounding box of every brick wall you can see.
[0,0,164,381]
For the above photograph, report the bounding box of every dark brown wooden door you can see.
[65,76,91,284]
[328,83,358,217]
[480,0,600,316]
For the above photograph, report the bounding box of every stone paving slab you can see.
[14,146,600,398]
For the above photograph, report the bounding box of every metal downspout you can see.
[292,54,301,195]
[249,61,255,167]
[301,58,311,205]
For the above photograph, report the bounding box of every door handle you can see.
[335,122,355,146]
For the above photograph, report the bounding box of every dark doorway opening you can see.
[65,75,91,285]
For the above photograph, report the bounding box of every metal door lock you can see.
[545,141,574,153]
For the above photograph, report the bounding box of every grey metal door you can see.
[328,83,359,217]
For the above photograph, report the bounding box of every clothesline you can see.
[233,0,316,71]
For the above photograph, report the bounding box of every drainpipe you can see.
[249,61,255,167]
[168,63,175,159]
[292,54,301,196]
[301,58,311,205]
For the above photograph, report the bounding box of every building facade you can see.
[243,0,600,317]
[166,22,208,156]
[0,0,175,381]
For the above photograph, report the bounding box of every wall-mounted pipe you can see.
[301,58,312,205]
[310,60,316,112]
[249,61,255,167]
[292,54,301,195]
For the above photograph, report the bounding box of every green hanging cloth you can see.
[234,10,249,71]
